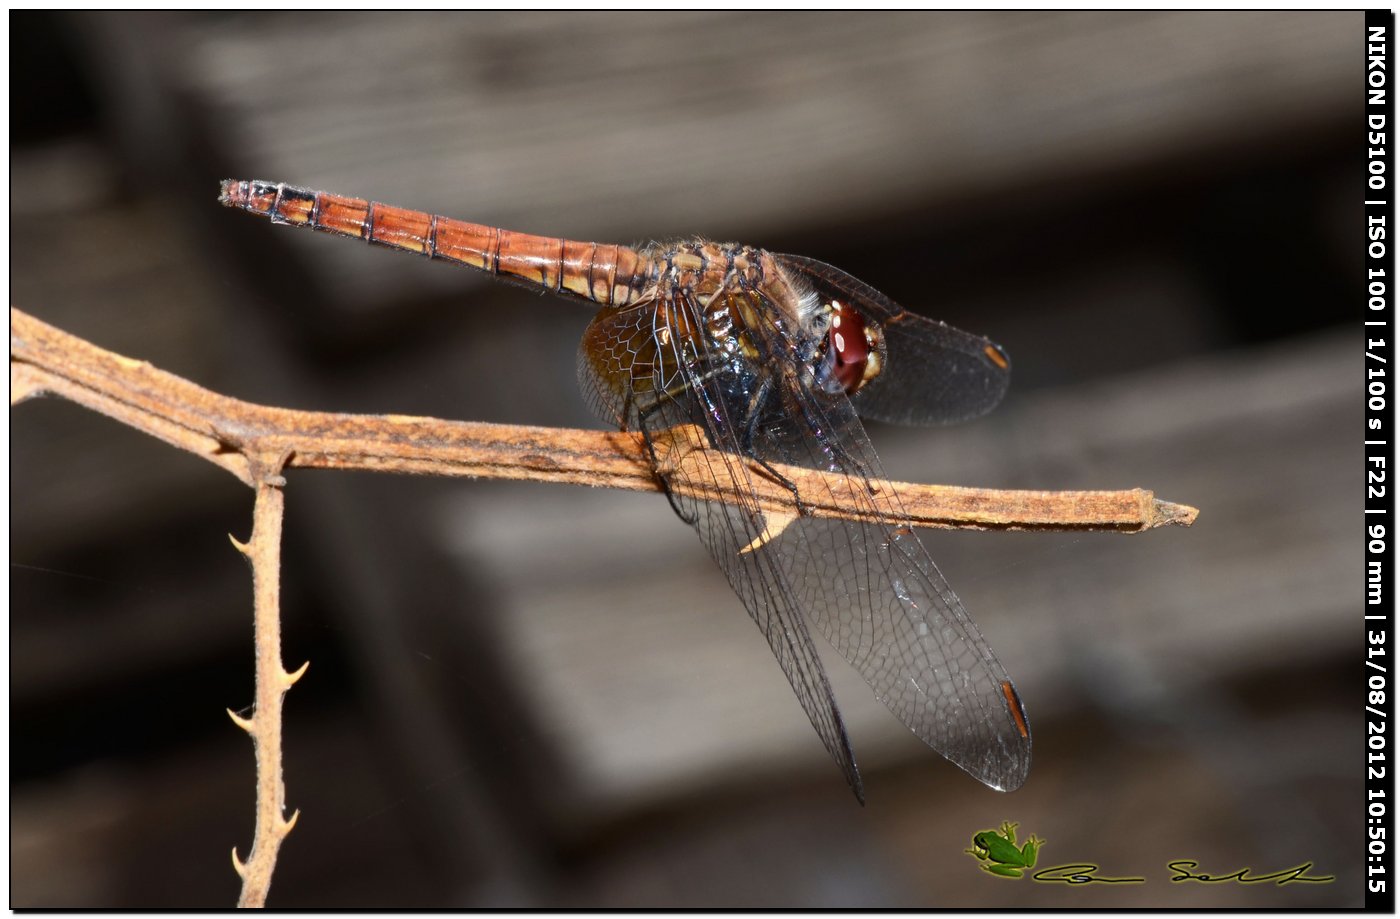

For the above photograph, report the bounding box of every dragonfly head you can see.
[812,297,886,396]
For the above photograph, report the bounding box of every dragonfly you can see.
[219,179,1031,801]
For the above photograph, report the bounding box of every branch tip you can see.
[1153,498,1199,527]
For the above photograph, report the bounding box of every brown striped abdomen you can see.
[218,179,651,306]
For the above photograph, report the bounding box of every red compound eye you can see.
[828,300,871,394]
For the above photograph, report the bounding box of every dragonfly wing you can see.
[578,282,1029,793]
[737,293,1032,791]
[578,294,866,801]
[774,253,1011,427]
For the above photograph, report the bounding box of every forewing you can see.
[774,253,1011,426]
[740,292,1032,791]
[578,293,866,801]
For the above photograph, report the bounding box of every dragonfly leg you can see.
[736,375,810,519]
[633,386,702,526]
[644,429,697,524]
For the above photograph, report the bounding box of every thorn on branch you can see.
[226,707,255,734]
[208,421,247,454]
[284,660,310,688]
[10,363,48,404]
[248,447,294,487]
[739,509,799,555]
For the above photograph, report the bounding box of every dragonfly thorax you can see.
[648,240,808,365]
[649,239,764,300]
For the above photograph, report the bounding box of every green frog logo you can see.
[965,821,1044,878]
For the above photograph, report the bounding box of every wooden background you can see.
[12,11,1361,907]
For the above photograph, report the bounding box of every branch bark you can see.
[9,307,1197,532]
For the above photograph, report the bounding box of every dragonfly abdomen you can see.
[218,179,652,307]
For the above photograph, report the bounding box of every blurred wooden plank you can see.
[9,141,253,555]
[11,12,1358,905]
[179,11,1356,305]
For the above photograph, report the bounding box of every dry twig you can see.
[226,461,307,908]
[9,308,1196,530]
[9,305,1197,906]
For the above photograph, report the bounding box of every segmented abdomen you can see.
[218,179,651,306]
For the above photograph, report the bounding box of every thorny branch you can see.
[226,461,307,908]
[9,306,1197,905]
